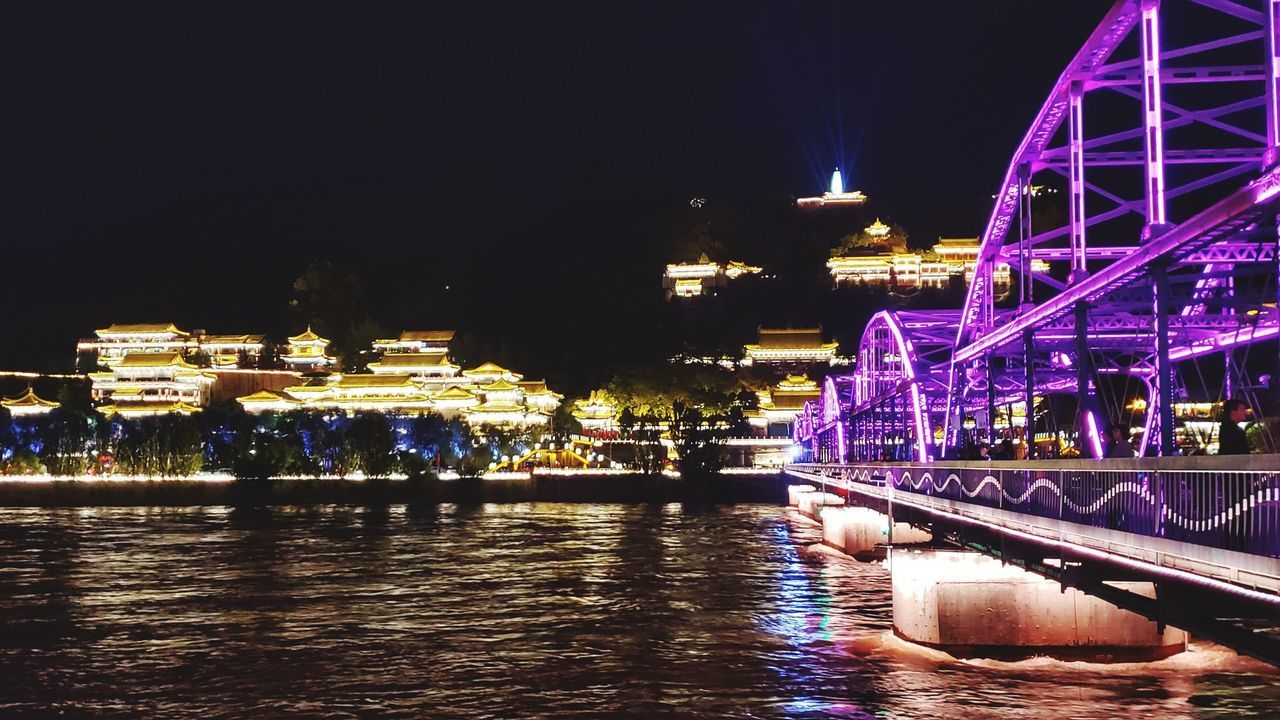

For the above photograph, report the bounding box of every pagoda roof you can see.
[479,378,520,392]
[431,386,477,400]
[517,381,563,398]
[369,353,457,369]
[288,326,329,343]
[776,374,820,391]
[202,334,265,344]
[117,352,199,369]
[283,377,332,392]
[2,387,59,409]
[398,330,454,343]
[763,394,812,411]
[100,400,201,417]
[936,236,980,247]
[97,323,187,337]
[866,218,891,236]
[237,389,302,404]
[328,394,431,405]
[334,373,416,389]
[750,328,834,350]
[465,401,527,413]
[463,362,516,376]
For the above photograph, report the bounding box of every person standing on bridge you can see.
[1103,425,1134,459]
[1217,399,1251,455]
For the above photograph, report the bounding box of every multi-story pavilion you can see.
[91,352,215,416]
[742,327,839,370]
[282,327,335,371]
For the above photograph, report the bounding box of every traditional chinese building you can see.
[1,387,60,416]
[78,323,196,367]
[239,331,559,427]
[827,229,1038,292]
[90,352,215,417]
[747,374,821,436]
[663,254,763,298]
[77,323,266,369]
[282,327,335,371]
[572,390,619,433]
[796,169,868,209]
[742,327,839,369]
[372,330,454,354]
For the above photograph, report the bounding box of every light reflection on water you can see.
[0,503,1274,718]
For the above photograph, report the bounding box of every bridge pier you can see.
[890,548,1186,662]
[819,506,931,560]
[786,484,845,520]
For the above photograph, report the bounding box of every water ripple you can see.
[0,504,1274,718]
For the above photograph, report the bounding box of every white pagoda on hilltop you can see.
[797,169,868,209]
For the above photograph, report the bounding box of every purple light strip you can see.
[1268,0,1280,151]
[954,164,1271,365]
[1069,82,1088,274]
[1142,0,1168,225]
[1086,410,1105,458]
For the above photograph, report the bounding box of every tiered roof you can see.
[1,387,60,413]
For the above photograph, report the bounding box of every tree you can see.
[290,260,385,367]
[38,407,96,476]
[347,411,395,479]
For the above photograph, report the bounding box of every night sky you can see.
[0,1,1112,379]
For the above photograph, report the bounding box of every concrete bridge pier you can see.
[787,484,845,520]
[820,506,932,560]
[890,548,1187,662]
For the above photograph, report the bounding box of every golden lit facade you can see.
[91,352,216,416]
[742,328,839,368]
[78,323,264,369]
[240,330,559,426]
[282,327,335,370]
[663,254,762,298]
[372,330,455,354]
[748,375,821,435]
[829,235,1045,291]
[572,390,618,432]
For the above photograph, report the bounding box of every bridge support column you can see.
[819,506,931,560]
[1151,261,1176,455]
[796,490,844,521]
[890,548,1186,661]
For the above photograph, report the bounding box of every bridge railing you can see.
[787,459,1280,559]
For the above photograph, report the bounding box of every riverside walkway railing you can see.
[786,458,1280,594]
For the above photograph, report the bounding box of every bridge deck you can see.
[786,460,1280,604]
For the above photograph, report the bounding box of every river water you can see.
[0,503,1275,718]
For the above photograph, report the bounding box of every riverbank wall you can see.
[0,471,785,506]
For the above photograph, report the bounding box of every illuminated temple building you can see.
[282,327,335,370]
[827,223,1044,292]
[373,330,454,354]
[239,331,561,427]
[796,169,868,209]
[663,254,762,298]
[571,391,619,433]
[90,352,214,416]
[747,375,821,436]
[2,387,60,416]
[742,327,839,369]
[78,323,264,369]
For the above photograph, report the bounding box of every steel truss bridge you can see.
[795,0,1280,463]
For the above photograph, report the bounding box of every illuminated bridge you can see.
[789,0,1280,664]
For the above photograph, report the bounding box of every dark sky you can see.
[0,1,1113,373]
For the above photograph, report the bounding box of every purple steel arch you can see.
[931,0,1280,456]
